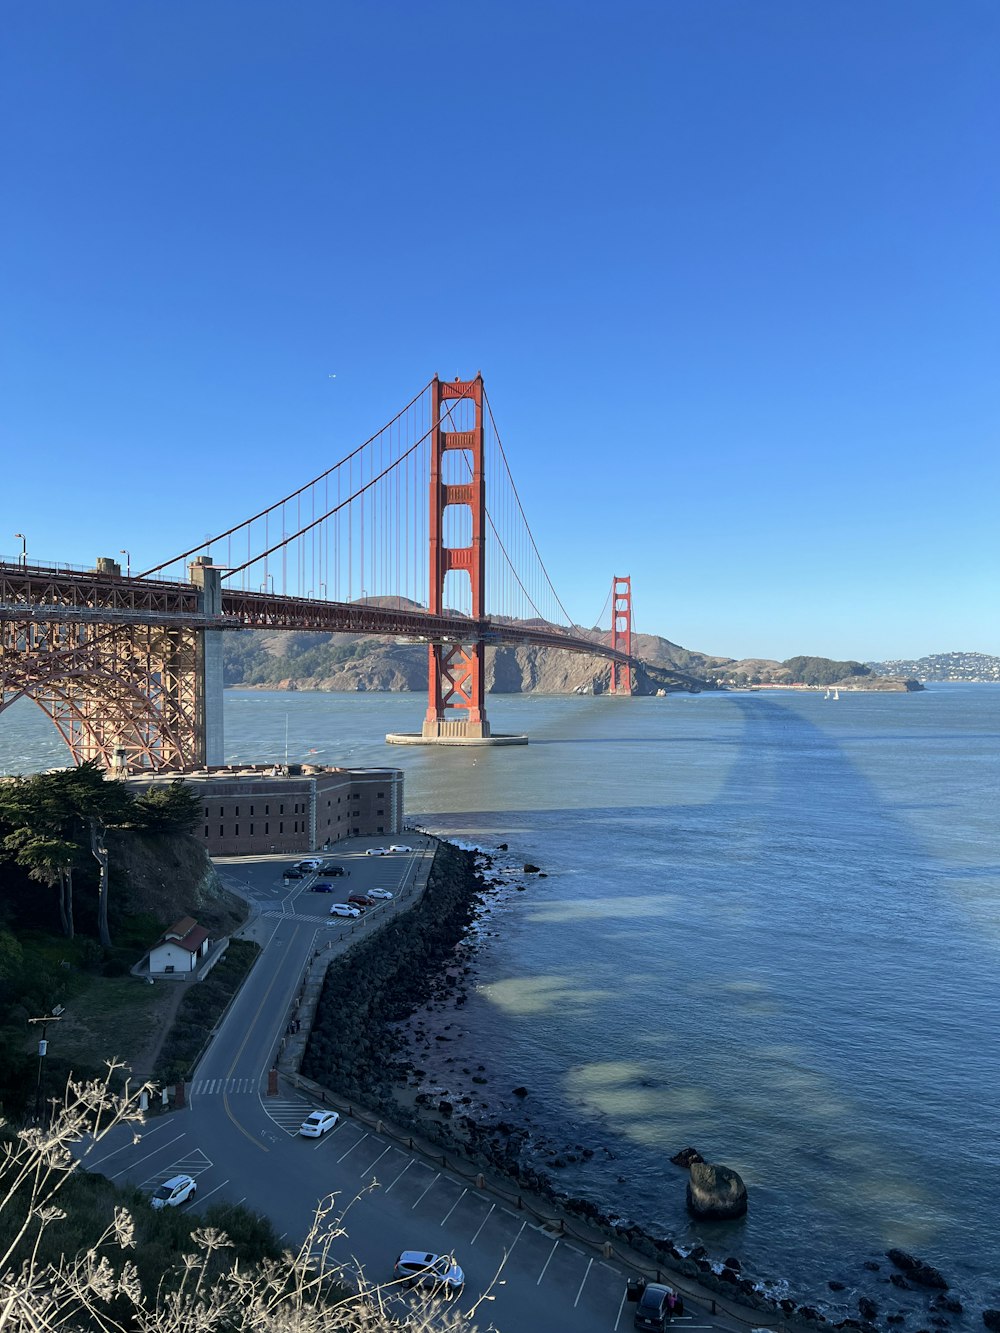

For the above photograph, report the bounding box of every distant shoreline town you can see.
[867,651,1000,683]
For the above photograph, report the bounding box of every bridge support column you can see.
[422,375,491,741]
[387,375,526,746]
[190,556,225,765]
[609,575,633,695]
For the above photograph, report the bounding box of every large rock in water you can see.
[686,1161,748,1220]
[886,1249,948,1290]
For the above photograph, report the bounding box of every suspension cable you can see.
[483,388,577,626]
[138,379,433,577]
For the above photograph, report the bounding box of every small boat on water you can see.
[824,689,831,699]
[832,688,840,700]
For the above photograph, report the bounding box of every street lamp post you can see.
[119,548,131,578]
[14,533,26,567]
[28,1007,64,1123]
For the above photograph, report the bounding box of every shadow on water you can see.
[413,691,1000,1308]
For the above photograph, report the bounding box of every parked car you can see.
[393,1251,464,1297]
[388,844,413,853]
[329,903,362,918]
[299,1109,340,1138]
[310,881,335,893]
[365,847,389,856]
[368,888,393,900]
[284,867,305,880]
[633,1282,677,1331]
[348,894,376,908]
[296,858,322,871]
[150,1174,197,1209]
[320,863,346,876]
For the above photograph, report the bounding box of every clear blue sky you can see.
[2,1,997,661]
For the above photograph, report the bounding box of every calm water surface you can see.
[3,685,998,1313]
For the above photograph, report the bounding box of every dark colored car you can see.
[348,893,376,908]
[633,1282,677,1331]
[310,881,335,893]
[320,863,346,876]
[284,867,305,880]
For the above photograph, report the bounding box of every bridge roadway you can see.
[0,560,633,667]
[83,844,749,1333]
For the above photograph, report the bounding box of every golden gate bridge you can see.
[1,375,637,771]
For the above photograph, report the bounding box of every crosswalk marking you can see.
[192,1077,261,1095]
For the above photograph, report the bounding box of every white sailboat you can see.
[824,689,831,699]
[832,688,840,700]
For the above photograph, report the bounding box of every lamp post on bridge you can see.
[260,575,274,595]
[13,532,26,567]
[119,548,130,578]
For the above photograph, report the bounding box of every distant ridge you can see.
[220,615,923,695]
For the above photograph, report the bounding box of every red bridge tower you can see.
[422,375,490,739]
[609,575,633,695]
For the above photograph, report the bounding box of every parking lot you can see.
[103,843,724,1332]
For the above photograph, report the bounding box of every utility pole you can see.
[28,1007,64,1124]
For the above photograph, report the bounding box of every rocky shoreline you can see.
[302,835,986,1333]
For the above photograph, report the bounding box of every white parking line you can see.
[384,1161,413,1195]
[107,1132,187,1181]
[470,1203,495,1243]
[506,1220,527,1258]
[440,1188,466,1225]
[536,1239,559,1284]
[187,1179,229,1208]
[613,1288,627,1330]
[360,1145,392,1176]
[86,1119,170,1169]
[411,1172,441,1209]
[573,1257,593,1307]
[565,1243,584,1255]
[336,1132,369,1164]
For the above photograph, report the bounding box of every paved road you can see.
[87,840,737,1333]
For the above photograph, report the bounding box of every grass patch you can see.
[53,974,178,1075]
[154,939,260,1083]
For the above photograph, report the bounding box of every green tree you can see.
[129,782,200,833]
[0,762,134,942]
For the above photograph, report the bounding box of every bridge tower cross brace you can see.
[422,375,491,740]
[609,575,633,695]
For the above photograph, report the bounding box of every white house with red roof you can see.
[149,916,211,976]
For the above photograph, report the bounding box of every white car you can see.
[365,847,389,856]
[329,902,362,918]
[150,1174,197,1209]
[299,1109,340,1137]
[296,858,323,871]
[393,1250,465,1297]
[368,888,393,900]
[389,844,413,853]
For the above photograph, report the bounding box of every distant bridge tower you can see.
[609,575,633,695]
[422,375,491,740]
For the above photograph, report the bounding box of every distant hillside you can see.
[221,609,721,697]
[868,651,1000,682]
[220,611,918,695]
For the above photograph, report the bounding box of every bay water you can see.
[2,684,998,1316]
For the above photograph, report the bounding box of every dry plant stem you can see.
[0,1066,507,1332]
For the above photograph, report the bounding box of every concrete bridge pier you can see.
[190,556,224,766]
